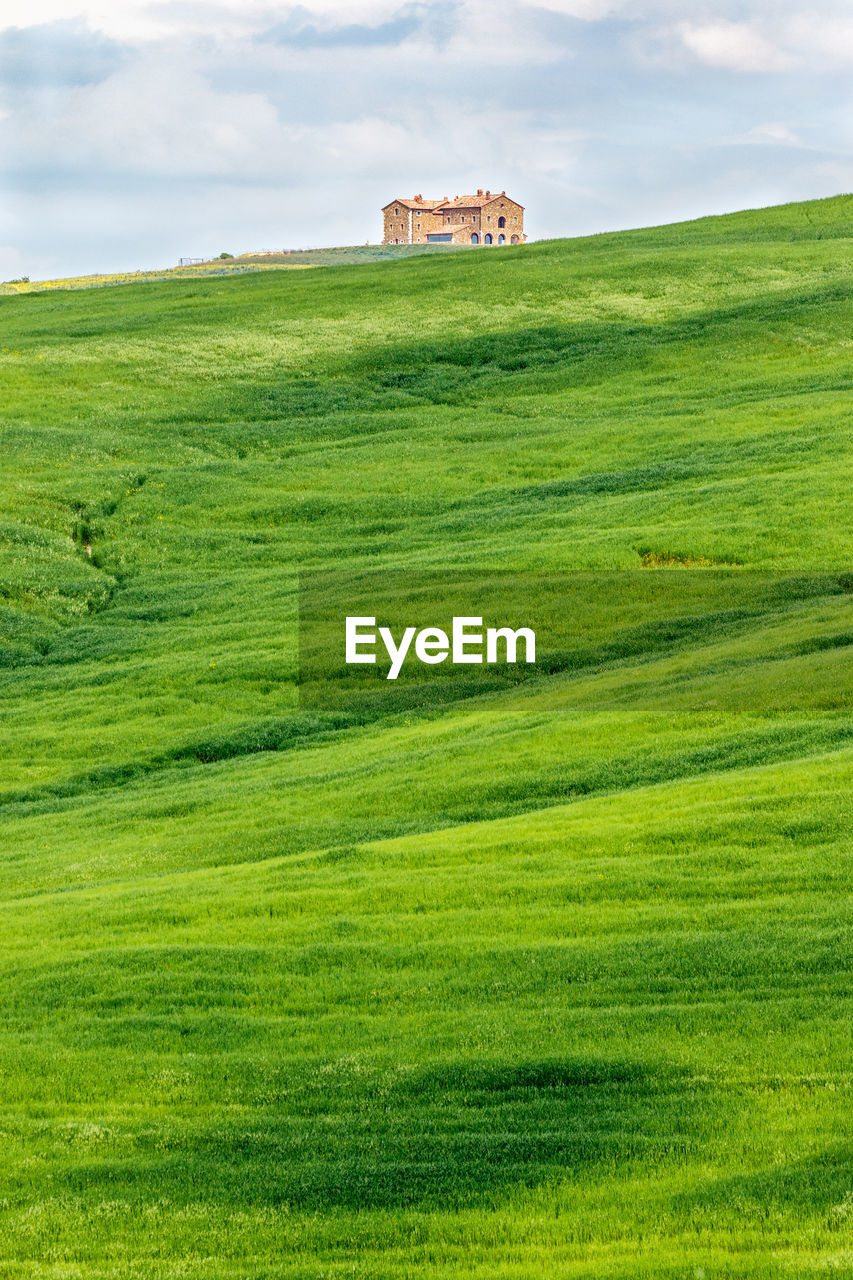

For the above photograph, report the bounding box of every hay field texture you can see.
[0,195,852,1278]
[0,243,469,296]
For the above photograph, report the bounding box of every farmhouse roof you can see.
[383,191,524,212]
[435,191,524,210]
[381,196,446,210]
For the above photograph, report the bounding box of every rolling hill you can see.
[0,194,851,1279]
[0,242,470,296]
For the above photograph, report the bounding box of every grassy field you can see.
[237,243,473,266]
[0,260,291,295]
[0,243,469,295]
[0,194,851,1278]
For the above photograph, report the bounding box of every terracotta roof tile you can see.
[382,197,444,210]
[384,192,524,212]
[435,193,523,210]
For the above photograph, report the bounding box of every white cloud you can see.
[0,1,411,41]
[3,59,280,178]
[742,122,801,145]
[677,21,793,71]
[0,47,460,186]
[525,0,619,18]
[784,14,853,68]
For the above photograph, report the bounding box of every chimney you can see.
[501,190,505,195]
[477,188,483,196]
[415,193,422,201]
[485,189,490,196]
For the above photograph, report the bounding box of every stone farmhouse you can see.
[382,189,525,246]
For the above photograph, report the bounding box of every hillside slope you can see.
[0,242,470,295]
[0,195,851,1279]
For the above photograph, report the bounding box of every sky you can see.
[1,0,852,278]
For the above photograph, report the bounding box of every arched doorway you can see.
[498,234,505,244]
[484,233,492,244]
[498,216,506,228]
[471,232,479,244]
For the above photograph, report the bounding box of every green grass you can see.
[236,242,473,266]
[0,260,301,295]
[0,242,470,295]
[0,193,851,1278]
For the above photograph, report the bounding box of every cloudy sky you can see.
[1,0,852,278]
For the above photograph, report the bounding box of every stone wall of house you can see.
[410,207,444,242]
[481,196,524,244]
[445,206,481,236]
[382,199,447,244]
[383,204,411,244]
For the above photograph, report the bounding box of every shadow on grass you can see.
[58,1056,716,1211]
[673,1142,853,1227]
[173,284,853,427]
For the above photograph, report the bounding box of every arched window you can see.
[498,216,505,228]
[484,233,492,244]
[498,234,505,244]
[510,235,519,244]
[471,232,479,244]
